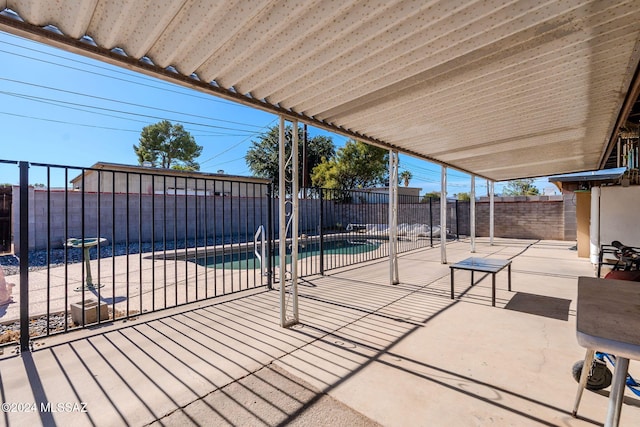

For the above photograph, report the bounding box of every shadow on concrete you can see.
[0,240,619,426]
[504,292,571,321]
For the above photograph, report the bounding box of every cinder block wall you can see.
[475,196,565,240]
[14,187,272,253]
[13,188,571,253]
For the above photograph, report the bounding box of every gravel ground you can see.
[0,312,71,341]
[0,308,134,344]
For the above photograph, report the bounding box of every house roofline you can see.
[69,162,271,185]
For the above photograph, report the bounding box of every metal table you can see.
[573,276,640,426]
[449,257,512,307]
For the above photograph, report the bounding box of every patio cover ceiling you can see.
[1,0,640,182]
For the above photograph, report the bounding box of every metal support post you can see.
[589,186,601,265]
[278,116,299,327]
[319,188,324,275]
[291,121,299,319]
[470,175,476,252]
[388,150,399,285]
[489,180,495,245]
[440,166,447,264]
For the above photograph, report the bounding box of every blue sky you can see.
[0,30,554,196]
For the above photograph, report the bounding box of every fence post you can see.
[319,188,324,275]
[267,183,273,289]
[455,199,460,240]
[429,197,433,247]
[19,161,30,352]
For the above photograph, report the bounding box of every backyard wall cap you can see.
[477,195,563,202]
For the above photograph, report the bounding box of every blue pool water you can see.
[195,239,381,270]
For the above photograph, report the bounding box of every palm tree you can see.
[399,170,413,187]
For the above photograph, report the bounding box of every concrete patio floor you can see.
[1,238,638,426]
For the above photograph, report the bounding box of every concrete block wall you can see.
[475,195,565,240]
[16,188,271,252]
[13,188,570,253]
[327,201,443,232]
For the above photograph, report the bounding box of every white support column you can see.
[278,116,299,327]
[489,180,495,245]
[470,175,476,253]
[589,186,601,266]
[440,166,447,264]
[291,120,299,319]
[389,150,399,285]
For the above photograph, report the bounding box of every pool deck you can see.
[1,238,639,426]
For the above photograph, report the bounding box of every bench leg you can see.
[573,348,595,417]
[492,273,496,307]
[450,269,454,299]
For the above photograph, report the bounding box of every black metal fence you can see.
[0,160,273,351]
[0,160,469,351]
[294,188,453,276]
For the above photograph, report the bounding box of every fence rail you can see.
[0,159,468,351]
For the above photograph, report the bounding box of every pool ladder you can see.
[254,225,267,276]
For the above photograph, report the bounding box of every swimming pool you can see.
[194,238,381,270]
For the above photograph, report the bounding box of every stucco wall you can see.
[599,186,640,247]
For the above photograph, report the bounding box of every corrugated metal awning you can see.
[1,0,640,181]
[548,167,627,182]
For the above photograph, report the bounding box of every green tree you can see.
[421,191,441,202]
[311,140,388,190]
[245,125,335,189]
[502,178,540,196]
[455,192,471,201]
[399,170,413,187]
[133,120,203,170]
